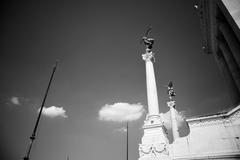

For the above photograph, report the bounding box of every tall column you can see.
[143,52,159,115]
[167,100,179,141]
[139,35,171,160]
[218,41,240,92]
[214,50,240,105]
[219,23,240,68]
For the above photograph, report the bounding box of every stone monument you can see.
[138,30,171,160]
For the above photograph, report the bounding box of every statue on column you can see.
[142,27,154,51]
[167,81,176,109]
[168,81,176,100]
[142,27,155,62]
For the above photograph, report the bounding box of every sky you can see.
[1,0,234,160]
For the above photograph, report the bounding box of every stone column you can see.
[139,50,171,160]
[219,23,240,68]
[219,41,240,92]
[142,52,159,115]
[214,50,240,105]
[167,100,179,141]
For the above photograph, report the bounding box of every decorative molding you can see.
[139,143,169,158]
[139,114,171,160]
[143,114,165,129]
[167,100,175,108]
[172,151,240,160]
[187,105,240,127]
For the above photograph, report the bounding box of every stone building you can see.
[169,0,240,159]
[138,1,240,159]
[169,105,240,159]
[196,0,240,105]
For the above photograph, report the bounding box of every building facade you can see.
[168,1,240,159]
[170,105,240,159]
[196,0,240,105]
[138,1,240,159]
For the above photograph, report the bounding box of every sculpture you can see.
[142,27,155,52]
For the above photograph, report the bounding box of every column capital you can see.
[167,100,176,108]
[142,50,155,62]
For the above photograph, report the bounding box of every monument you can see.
[167,1,240,159]
[138,29,171,160]
[137,0,240,159]
[196,0,240,106]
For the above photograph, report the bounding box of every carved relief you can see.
[188,109,240,128]
[139,143,169,158]
[229,110,240,122]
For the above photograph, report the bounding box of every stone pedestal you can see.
[139,114,171,160]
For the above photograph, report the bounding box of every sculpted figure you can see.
[142,27,154,52]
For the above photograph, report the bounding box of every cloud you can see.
[10,96,20,105]
[39,106,68,118]
[113,127,127,133]
[99,102,145,122]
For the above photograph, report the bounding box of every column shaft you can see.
[145,60,159,115]
[219,23,240,68]
[170,106,179,141]
[219,41,240,92]
[214,50,240,105]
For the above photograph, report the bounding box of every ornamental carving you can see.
[143,114,164,128]
[142,52,155,62]
[188,109,240,128]
[139,143,169,158]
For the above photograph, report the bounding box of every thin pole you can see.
[126,122,128,160]
[23,61,59,160]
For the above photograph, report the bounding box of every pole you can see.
[23,61,59,160]
[126,122,128,160]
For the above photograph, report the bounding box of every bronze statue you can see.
[142,27,154,51]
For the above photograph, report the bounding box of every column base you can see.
[139,114,171,160]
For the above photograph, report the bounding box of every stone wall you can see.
[169,105,240,159]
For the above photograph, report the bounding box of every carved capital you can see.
[167,100,175,108]
[142,51,155,62]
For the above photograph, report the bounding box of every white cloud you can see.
[113,127,127,133]
[99,102,145,122]
[10,96,20,105]
[39,106,68,118]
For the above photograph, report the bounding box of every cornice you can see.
[196,0,218,55]
[186,105,240,127]
[173,151,240,160]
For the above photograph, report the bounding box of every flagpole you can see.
[23,61,59,160]
[126,122,128,160]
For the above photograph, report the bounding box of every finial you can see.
[167,81,176,109]
[168,81,176,100]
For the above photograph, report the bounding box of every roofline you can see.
[186,104,240,122]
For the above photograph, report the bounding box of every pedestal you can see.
[138,114,171,160]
